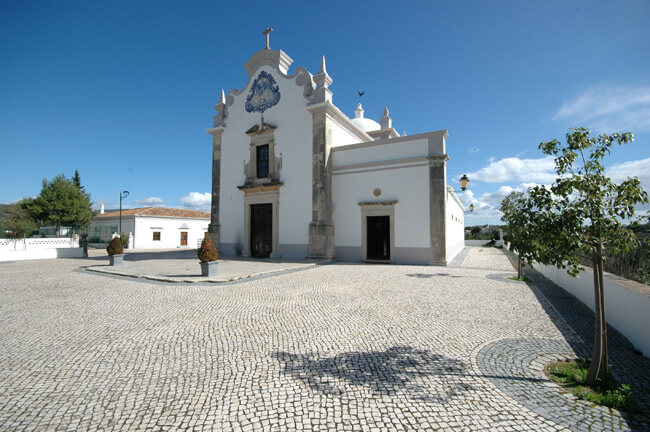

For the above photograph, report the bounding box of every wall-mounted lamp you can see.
[459,174,470,191]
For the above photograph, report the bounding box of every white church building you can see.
[207,32,465,265]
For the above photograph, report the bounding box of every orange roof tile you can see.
[94,207,210,219]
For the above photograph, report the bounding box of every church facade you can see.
[207,39,464,265]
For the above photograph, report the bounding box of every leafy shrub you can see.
[87,236,101,243]
[119,232,129,249]
[198,234,218,262]
[106,236,124,255]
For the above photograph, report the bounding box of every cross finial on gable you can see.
[262,27,273,49]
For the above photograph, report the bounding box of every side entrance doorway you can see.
[366,215,390,261]
[250,203,272,258]
[180,231,188,246]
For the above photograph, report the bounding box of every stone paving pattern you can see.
[478,338,639,431]
[0,247,648,430]
[85,249,315,283]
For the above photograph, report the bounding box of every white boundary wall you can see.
[465,240,490,246]
[534,263,650,357]
[0,238,83,261]
[445,187,465,262]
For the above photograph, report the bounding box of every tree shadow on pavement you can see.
[500,248,650,423]
[272,346,474,403]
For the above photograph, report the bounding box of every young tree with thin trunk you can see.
[516,128,647,385]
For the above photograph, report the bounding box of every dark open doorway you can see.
[251,203,272,258]
[367,215,390,261]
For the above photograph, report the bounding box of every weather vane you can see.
[262,27,273,49]
[358,89,365,103]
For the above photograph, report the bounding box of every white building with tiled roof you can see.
[88,207,210,249]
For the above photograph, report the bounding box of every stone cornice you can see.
[244,49,293,78]
[331,129,448,153]
[358,200,399,206]
[427,154,450,166]
[306,102,372,142]
[237,182,284,193]
[206,127,226,137]
[333,156,429,172]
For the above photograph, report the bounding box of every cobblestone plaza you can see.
[1,248,648,431]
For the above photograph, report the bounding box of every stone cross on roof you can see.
[262,27,273,49]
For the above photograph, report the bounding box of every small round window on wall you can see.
[373,188,382,197]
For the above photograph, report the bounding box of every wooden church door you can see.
[250,203,272,258]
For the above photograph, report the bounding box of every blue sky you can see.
[1,0,649,225]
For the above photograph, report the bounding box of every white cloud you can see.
[607,158,650,186]
[133,196,166,206]
[463,157,650,225]
[459,182,549,225]
[465,157,556,184]
[180,192,211,211]
[469,146,480,153]
[607,158,650,212]
[554,82,650,133]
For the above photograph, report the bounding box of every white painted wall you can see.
[219,65,314,250]
[0,238,82,261]
[0,237,79,251]
[333,163,430,251]
[446,188,465,262]
[0,248,83,261]
[330,116,364,148]
[332,137,429,168]
[534,263,650,357]
[133,216,208,249]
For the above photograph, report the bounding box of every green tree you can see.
[510,128,647,385]
[1,201,38,239]
[72,169,83,191]
[25,174,93,234]
[500,191,548,279]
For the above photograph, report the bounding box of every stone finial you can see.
[312,55,333,103]
[213,89,228,126]
[319,55,327,74]
[380,106,392,130]
[355,102,364,119]
[313,55,332,89]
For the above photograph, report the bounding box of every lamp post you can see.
[119,190,129,233]
[469,203,475,212]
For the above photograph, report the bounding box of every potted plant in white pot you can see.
[198,233,218,276]
[107,236,125,266]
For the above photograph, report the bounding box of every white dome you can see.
[350,117,381,132]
